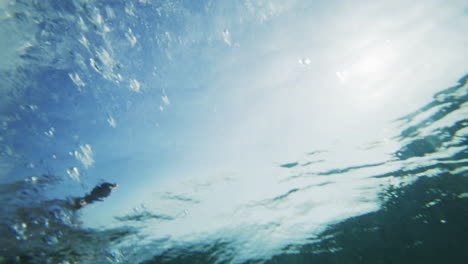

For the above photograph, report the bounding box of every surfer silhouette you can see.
[72,182,118,209]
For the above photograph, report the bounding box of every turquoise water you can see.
[0,0,467,263]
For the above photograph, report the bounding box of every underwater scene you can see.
[0,0,467,263]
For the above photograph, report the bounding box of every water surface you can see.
[0,0,467,263]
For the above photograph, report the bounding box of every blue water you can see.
[1,0,467,263]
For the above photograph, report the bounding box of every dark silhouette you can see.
[73,182,118,209]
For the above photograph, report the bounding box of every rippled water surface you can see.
[1,0,467,263]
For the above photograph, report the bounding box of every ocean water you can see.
[0,0,467,263]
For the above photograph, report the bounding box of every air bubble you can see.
[43,235,59,245]
[107,114,117,128]
[129,79,141,93]
[44,127,55,137]
[11,223,28,240]
[299,57,311,65]
[162,95,170,105]
[67,167,80,181]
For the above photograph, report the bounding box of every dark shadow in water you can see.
[395,74,468,160]
[397,75,468,139]
[0,176,136,264]
[259,173,468,264]
[115,211,174,222]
